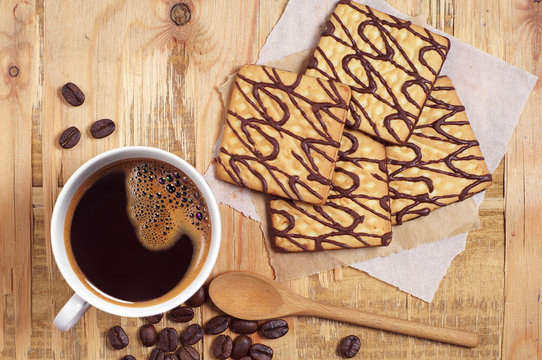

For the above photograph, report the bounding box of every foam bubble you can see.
[124,160,211,251]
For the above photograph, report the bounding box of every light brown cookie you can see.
[305,1,450,145]
[217,65,351,205]
[269,128,392,252]
[387,76,492,224]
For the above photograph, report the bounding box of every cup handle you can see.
[54,293,91,331]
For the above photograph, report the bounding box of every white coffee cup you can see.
[51,146,221,331]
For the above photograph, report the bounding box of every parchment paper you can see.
[203,0,538,302]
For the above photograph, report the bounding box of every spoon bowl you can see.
[209,271,480,348]
[209,271,294,320]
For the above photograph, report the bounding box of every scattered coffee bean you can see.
[231,335,252,359]
[139,324,157,347]
[143,313,164,324]
[259,319,288,339]
[159,327,178,352]
[62,82,85,106]
[205,315,230,334]
[107,325,129,350]
[178,345,200,360]
[164,354,179,360]
[121,356,136,360]
[58,126,81,149]
[249,343,273,360]
[181,324,204,345]
[149,348,165,360]
[212,335,233,360]
[230,319,258,334]
[339,335,361,358]
[186,286,206,307]
[169,306,194,323]
[90,118,115,139]
[239,357,252,360]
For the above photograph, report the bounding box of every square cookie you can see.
[387,76,492,224]
[269,128,392,252]
[305,1,450,144]
[217,65,351,205]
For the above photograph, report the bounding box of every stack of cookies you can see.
[216,1,492,253]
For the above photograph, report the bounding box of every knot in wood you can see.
[8,66,19,77]
[170,3,191,26]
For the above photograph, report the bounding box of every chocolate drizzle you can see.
[217,65,350,204]
[388,77,492,224]
[269,129,392,252]
[306,2,450,144]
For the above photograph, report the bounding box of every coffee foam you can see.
[124,160,211,251]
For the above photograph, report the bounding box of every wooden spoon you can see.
[209,271,479,348]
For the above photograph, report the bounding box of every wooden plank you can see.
[199,1,292,357]
[502,1,542,358]
[0,1,39,359]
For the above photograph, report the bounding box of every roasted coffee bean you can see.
[212,335,232,360]
[90,119,115,139]
[259,319,288,339]
[121,356,136,360]
[249,344,273,360]
[164,354,179,360]
[230,319,258,334]
[143,313,164,324]
[107,325,129,349]
[139,324,157,347]
[169,306,194,323]
[178,345,200,360]
[186,286,206,307]
[149,348,165,360]
[231,335,252,359]
[205,315,230,334]
[59,126,81,149]
[239,357,252,360]
[159,327,178,352]
[339,335,360,358]
[62,82,85,106]
[181,324,204,345]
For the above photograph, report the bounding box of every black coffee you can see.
[66,159,211,303]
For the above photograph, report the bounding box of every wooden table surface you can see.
[1,0,540,359]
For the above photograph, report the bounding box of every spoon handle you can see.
[299,302,479,347]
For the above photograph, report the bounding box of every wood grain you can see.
[502,1,542,359]
[0,0,537,359]
[0,1,38,359]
